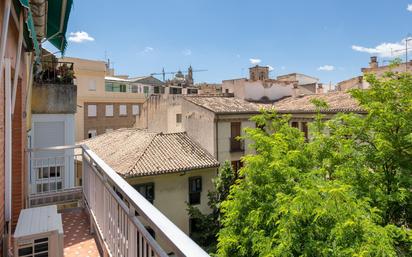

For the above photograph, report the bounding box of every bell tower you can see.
[187,65,194,85]
[249,65,269,81]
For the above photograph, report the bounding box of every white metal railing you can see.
[27,145,210,257]
[27,145,83,207]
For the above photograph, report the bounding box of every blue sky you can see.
[46,0,412,85]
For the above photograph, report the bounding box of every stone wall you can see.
[32,82,77,114]
[136,94,184,133]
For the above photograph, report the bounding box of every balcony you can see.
[26,145,210,257]
[229,137,244,153]
[31,61,77,114]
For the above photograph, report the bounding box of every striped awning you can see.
[45,0,73,54]
[15,0,41,56]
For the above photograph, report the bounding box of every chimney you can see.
[292,84,299,98]
[369,56,378,69]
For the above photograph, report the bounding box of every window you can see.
[105,82,127,92]
[105,82,113,91]
[87,105,96,117]
[132,85,138,93]
[291,121,299,128]
[105,105,114,117]
[133,183,155,203]
[37,166,62,179]
[88,80,96,91]
[143,86,149,95]
[301,122,309,140]
[35,166,64,193]
[88,129,97,138]
[231,160,243,173]
[176,113,182,123]
[189,177,202,205]
[154,86,160,94]
[230,122,243,152]
[170,87,182,94]
[187,88,198,95]
[225,89,229,93]
[132,105,140,115]
[119,105,127,116]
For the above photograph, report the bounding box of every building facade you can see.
[80,128,220,251]
[222,66,321,102]
[336,56,412,91]
[60,57,154,141]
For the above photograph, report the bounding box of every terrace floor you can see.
[61,208,101,257]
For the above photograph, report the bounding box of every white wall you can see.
[243,81,293,101]
[295,74,319,85]
[222,79,293,101]
[30,114,76,192]
[182,100,216,156]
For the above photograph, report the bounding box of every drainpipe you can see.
[5,58,12,223]
[0,0,12,84]
[215,115,219,162]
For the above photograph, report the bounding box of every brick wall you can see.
[84,102,139,138]
[0,65,5,257]
[12,79,25,228]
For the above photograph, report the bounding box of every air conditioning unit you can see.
[13,205,63,257]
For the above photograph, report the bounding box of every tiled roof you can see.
[79,129,219,178]
[272,92,364,113]
[186,93,363,114]
[185,96,263,114]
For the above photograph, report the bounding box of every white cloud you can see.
[407,4,412,12]
[352,37,412,57]
[249,58,261,65]
[318,65,335,71]
[266,65,274,71]
[142,46,154,53]
[182,49,192,56]
[68,31,94,43]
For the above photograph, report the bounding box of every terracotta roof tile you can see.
[79,129,219,178]
[185,92,363,114]
[272,91,364,113]
[185,96,263,113]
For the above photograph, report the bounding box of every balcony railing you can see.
[229,137,244,153]
[35,61,75,84]
[27,145,210,257]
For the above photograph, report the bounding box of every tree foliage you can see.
[217,71,412,256]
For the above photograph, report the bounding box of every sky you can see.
[45,0,412,85]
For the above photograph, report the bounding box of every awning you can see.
[15,0,41,57]
[46,0,73,54]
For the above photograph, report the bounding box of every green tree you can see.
[188,161,237,253]
[217,71,412,256]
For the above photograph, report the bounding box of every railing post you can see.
[128,206,136,257]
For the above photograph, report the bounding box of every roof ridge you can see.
[127,132,159,176]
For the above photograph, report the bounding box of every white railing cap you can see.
[81,145,210,257]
